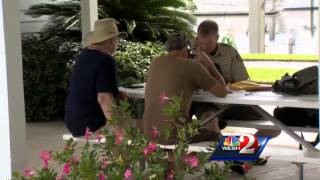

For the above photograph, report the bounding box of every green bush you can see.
[14,98,231,180]
[22,37,165,121]
[22,34,80,121]
[115,40,166,86]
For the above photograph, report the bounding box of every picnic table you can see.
[120,86,319,152]
[63,86,319,180]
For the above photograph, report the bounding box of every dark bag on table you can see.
[272,65,318,95]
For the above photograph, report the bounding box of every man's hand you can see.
[194,48,213,68]
[193,48,226,89]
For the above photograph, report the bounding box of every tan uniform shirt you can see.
[209,43,249,83]
[142,55,217,144]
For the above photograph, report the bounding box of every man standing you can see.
[65,18,127,137]
[142,33,227,144]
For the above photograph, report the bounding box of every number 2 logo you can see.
[239,134,258,154]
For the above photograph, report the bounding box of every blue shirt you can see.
[65,48,119,136]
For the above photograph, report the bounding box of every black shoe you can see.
[253,157,269,166]
[230,163,252,175]
[218,120,227,130]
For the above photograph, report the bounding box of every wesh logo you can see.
[222,134,259,154]
[211,134,269,161]
[222,136,240,151]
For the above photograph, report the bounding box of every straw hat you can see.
[82,18,127,47]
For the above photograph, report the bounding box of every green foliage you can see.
[241,53,318,62]
[34,168,57,180]
[25,0,197,43]
[22,34,80,121]
[14,98,231,179]
[26,0,82,44]
[163,95,184,122]
[78,144,99,179]
[204,163,231,180]
[115,40,166,86]
[163,96,201,142]
[182,0,198,11]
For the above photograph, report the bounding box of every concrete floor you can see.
[26,121,320,179]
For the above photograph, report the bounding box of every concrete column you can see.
[269,0,276,41]
[318,0,320,144]
[0,0,26,178]
[80,0,98,39]
[319,0,320,57]
[249,0,265,53]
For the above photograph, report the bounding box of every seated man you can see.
[141,33,227,144]
[65,18,127,137]
[192,20,281,138]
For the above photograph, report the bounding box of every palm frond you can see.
[26,1,80,18]
[25,0,197,42]
[149,0,187,9]
[152,8,196,24]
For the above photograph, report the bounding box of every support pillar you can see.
[0,0,26,178]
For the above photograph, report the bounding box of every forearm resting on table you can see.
[208,82,227,97]
[97,92,115,120]
[200,57,227,97]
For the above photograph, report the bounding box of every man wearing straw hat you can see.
[65,18,127,137]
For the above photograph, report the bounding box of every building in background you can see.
[194,0,319,54]
[21,0,319,55]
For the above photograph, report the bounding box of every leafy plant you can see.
[204,163,230,180]
[22,34,80,121]
[25,0,197,43]
[115,40,166,87]
[14,96,231,179]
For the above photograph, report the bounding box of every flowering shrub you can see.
[13,97,231,180]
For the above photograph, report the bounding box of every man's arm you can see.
[97,92,115,120]
[192,60,227,97]
[207,80,227,97]
[196,51,226,86]
[98,92,122,133]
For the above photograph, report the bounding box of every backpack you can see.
[272,65,318,95]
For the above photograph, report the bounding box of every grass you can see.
[247,67,299,83]
[241,53,318,62]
